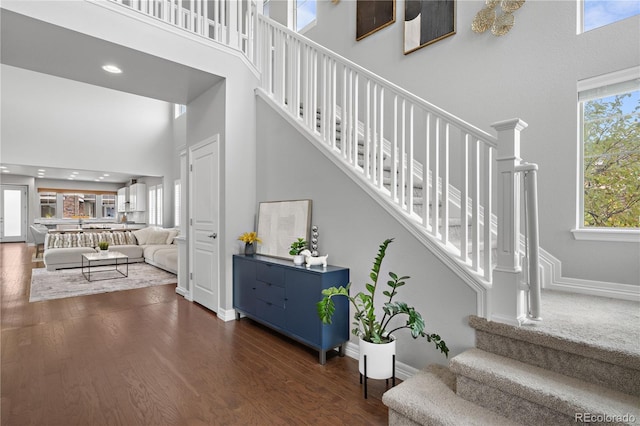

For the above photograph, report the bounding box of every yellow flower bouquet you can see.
[238,231,262,244]
[238,231,261,256]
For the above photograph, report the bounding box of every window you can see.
[148,184,163,226]
[174,179,181,227]
[102,194,116,218]
[295,0,316,32]
[581,0,640,33]
[62,193,96,218]
[39,192,56,218]
[174,104,186,118]
[576,67,640,239]
[37,189,117,219]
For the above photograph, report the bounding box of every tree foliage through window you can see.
[583,92,640,227]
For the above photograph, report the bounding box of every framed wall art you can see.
[356,0,396,41]
[256,199,312,259]
[404,0,455,54]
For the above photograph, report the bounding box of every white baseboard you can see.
[175,286,188,297]
[217,308,237,322]
[539,247,639,302]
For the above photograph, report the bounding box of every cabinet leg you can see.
[319,351,326,365]
[338,344,345,357]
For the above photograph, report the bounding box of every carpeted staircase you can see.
[382,290,640,425]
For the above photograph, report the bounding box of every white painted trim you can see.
[217,308,237,322]
[257,90,489,317]
[571,228,640,243]
[87,0,260,79]
[538,246,639,301]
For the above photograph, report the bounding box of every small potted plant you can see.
[289,237,308,265]
[238,231,262,255]
[317,238,448,379]
[98,241,109,256]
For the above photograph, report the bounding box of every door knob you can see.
[208,233,217,239]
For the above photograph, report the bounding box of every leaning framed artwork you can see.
[404,0,456,54]
[256,199,312,259]
[356,0,396,41]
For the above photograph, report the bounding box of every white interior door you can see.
[0,185,28,243]
[189,136,219,312]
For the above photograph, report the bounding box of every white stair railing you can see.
[256,16,499,284]
[107,0,258,62]
[102,1,540,323]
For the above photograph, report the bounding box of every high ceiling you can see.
[0,8,224,183]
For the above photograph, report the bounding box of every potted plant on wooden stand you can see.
[317,238,448,396]
[289,237,308,265]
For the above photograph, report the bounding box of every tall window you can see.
[578,67,639,230]
[295,0,316,32]
[581,0,640,32]
[101,194,116,218]
[148,184,163,226]
[174,104,186,118]
[39,192,56,218]
[174,180,181,227]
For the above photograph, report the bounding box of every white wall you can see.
[256,98,475,367]
[1,65,174,179]
[302,0,640,286]
[2,1,261,315]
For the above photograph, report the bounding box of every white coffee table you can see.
[81,251,129,282]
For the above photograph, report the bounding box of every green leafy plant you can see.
[98,241,109,250]
[317,238,448,356]
[289,238,308,256]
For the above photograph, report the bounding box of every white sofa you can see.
[43,227,179,273]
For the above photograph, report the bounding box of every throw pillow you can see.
[133,227,153,245]
[146,230,170,245]
[165,228,179,245]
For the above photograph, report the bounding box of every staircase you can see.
[382,290,640,425]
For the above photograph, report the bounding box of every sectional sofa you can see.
[43,227,179,273]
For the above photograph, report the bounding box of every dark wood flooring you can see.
[1,243,389,425]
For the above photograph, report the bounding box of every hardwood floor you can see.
[1,243,389,425]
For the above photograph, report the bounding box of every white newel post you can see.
[228,0,239,50]
[490,118,528,326]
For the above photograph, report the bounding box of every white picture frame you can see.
[256,199,312,259]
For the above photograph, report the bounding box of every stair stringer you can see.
[257,89,490,317]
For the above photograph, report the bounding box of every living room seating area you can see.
[43,226,179,273]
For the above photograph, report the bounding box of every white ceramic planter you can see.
[358,336,396,379]
[293,254,305,265]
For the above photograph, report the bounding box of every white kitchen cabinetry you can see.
[117,187,128,213]
[117,184,146,212]
[128,183,147,212]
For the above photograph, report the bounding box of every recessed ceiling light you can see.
[2,170,10,173]
[103,174,110,177]
[38,169,46,172]
[72,171,79,175]
[99,176,105,180]
[0,166,6,169]
[102,64,122,74]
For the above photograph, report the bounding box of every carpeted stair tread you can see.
[382,364,520,426]
[450,348,640,421]
[469,308,640,371]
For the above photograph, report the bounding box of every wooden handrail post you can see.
[490,118,528,326]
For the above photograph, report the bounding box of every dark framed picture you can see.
[404,0,456,54]
[356,0,396,41]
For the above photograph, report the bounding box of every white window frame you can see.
[174,179,181,228]
[579,0,640,34]
[148,184,164,226]
[572,66,640,243]
[293,0,316,33]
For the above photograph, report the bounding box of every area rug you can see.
[29,263,177,302]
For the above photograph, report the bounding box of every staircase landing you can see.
[383,290,640,425]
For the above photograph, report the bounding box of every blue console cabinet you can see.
[233,254,350,364]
